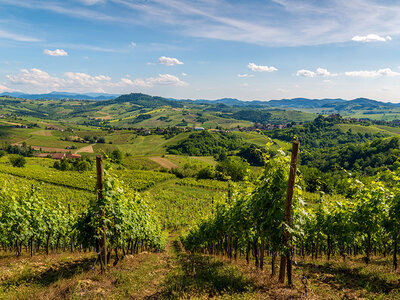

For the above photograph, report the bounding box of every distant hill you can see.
[3,91,399,110]
[0,91,119,100]
[172,96,400,111]
[100,93,183,108]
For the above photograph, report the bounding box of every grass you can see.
[333,123,395,136]
[0,235,399,299]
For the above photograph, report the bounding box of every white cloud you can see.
[240,83,249,87]
[0,29,40,42]
[248,63,277,72]
[182,72,187,76]
[6,68,187,93]
[237,73,254,78]
[147,74,187,86]
[352,34,392,42]
[130,42,136,47]
[158,56,184,66]
[5,0,400,47]
[316,68,335,77]
[296,69,316,77]
[43,49,68,56]
[345,68,400,77]
[297,67,336,77]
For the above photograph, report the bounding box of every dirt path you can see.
[149,156,178,169]
[75,144,94,153]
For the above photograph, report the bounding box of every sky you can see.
[0,0,400,102]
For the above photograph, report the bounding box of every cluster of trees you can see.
[1,142,34,157]
[130,114,151,124]
[53,157,94,172]
[301,136,400,175]
[268,115,386,149]
[229,109,272,124]
[169,157,250,182]
[83,136,106,144]
[167,131,243,156]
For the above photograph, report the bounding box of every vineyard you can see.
[0,158,166,263]
[1,137,400,298]
[0,157,175,192]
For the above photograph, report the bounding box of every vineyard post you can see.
[96,155,107,272]
[68,204,74,253]
[279,140,299,285]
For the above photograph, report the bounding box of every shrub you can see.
[9,155,26,168]
[216,158,250,181]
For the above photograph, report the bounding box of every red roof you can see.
[51,153,66,159]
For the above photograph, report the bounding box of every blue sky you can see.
[0,0,400,102]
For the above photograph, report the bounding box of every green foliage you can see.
[229,109,272,123]
[53,157,94,171]
[130,114,152,124]
[301,136,400,174]
[111,149,123,164]
[268,114,387,149]
[77,166,166,252]
[237,144,265,166]
[167,131,243,156]
[215,158,250,182]
[181,145,303,256]
[9,155,26,167]
[0,161,175,192]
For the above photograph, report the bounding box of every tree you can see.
[9,155,26,167]
[216,158,250,181]
[111,149,123,164]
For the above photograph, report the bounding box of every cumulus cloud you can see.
[158,56,184,66]
[352,34,392,42]
[6,68,186,92]
[248,63,277,72]
[181,72,187,76]
[130,42,136,47]
[345,68,400,77]
[43,49,68,56]
[296,69,316,77]
[297,67,337,77]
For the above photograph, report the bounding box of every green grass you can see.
[375,125,400,135]
[166,155,216,168]
[117,132,191,156]
[333,123,395,135]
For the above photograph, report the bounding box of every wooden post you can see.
[279,140,299,285]
[68,204,74,253]
[96,155,107,272]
